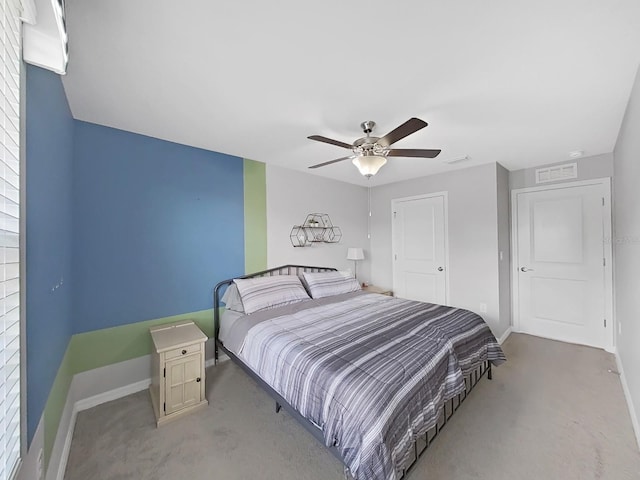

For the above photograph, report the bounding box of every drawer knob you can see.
[182,349,187,355]
[196,377,201,383]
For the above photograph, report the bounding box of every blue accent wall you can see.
[25,68,245,448]
[72,122,244,333]
[25,65,75,441]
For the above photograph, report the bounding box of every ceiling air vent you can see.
[535,163,577,184]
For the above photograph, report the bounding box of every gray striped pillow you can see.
[221,284,245,313]
[233,275,310,314]
[302,271,361,299]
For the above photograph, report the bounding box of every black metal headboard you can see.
[213,264,337,347]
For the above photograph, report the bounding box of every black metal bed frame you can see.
[213,265,338,362]
[213,264,492,479]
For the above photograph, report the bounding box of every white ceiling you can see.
[62,0,640,186]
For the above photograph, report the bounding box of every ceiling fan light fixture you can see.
[352,155,387,177]
[308,118,439,173]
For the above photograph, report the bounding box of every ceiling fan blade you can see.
[307,135,353,149]
[377,118,429,147]
[386,148,441,158]
[308,156,352,169]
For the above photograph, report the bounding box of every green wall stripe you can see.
[42,308,214,475]
[43,344,73,470]
[243,159,267,273]
[41,157,268,472]
[69,309,214,374]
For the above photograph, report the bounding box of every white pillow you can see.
[221,284,245,313]
[233,275,310,314]
[302,271,361,299]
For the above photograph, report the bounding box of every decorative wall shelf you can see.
[290,213,342,247]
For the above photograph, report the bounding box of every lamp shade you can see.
[347,247,365,261]
[352,155,387,177]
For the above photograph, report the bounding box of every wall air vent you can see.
[535,163,578,184]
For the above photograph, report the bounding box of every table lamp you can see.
[347,247,365,280]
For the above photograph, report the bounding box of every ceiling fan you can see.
[308,117,441,177]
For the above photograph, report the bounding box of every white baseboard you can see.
[51,353,217,480]
[52,376,153,480]
[498,327,512,345]
[57,377,153,479]
[17,416,43,480]
[615,351,640,450]
[74,379,151,412]
[52,404,76,480]
[47,381,76,480]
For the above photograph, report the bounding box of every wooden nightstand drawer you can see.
[165,343,202,360]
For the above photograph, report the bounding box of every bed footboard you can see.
[398,361,492,479]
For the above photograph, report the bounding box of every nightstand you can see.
[363,285,393,296]
[149,320,208,427]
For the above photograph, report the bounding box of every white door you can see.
[514,182,610,349]
[392,194,448,304]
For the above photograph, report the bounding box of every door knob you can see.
[520,267,534,272]
[437,267,444,272]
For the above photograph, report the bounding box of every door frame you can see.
[391,191,450,305]
[510,177,614,352]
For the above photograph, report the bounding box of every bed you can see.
[213,265,506,480]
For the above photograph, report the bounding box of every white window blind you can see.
[0,0,21,478]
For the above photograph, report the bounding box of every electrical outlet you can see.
[479,303,487,313]
[37,448,43,480]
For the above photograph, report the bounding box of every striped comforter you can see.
[238,292,506,480]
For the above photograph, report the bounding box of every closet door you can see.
[514,182,610,348]
[392,193,448,304]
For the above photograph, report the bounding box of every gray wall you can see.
[496,163,512,335]
[509,152,614,190]
[613,67,640,443]
[265,165,371,282]
[370,163,508,338]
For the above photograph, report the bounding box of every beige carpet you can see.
[64,334,640,480]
